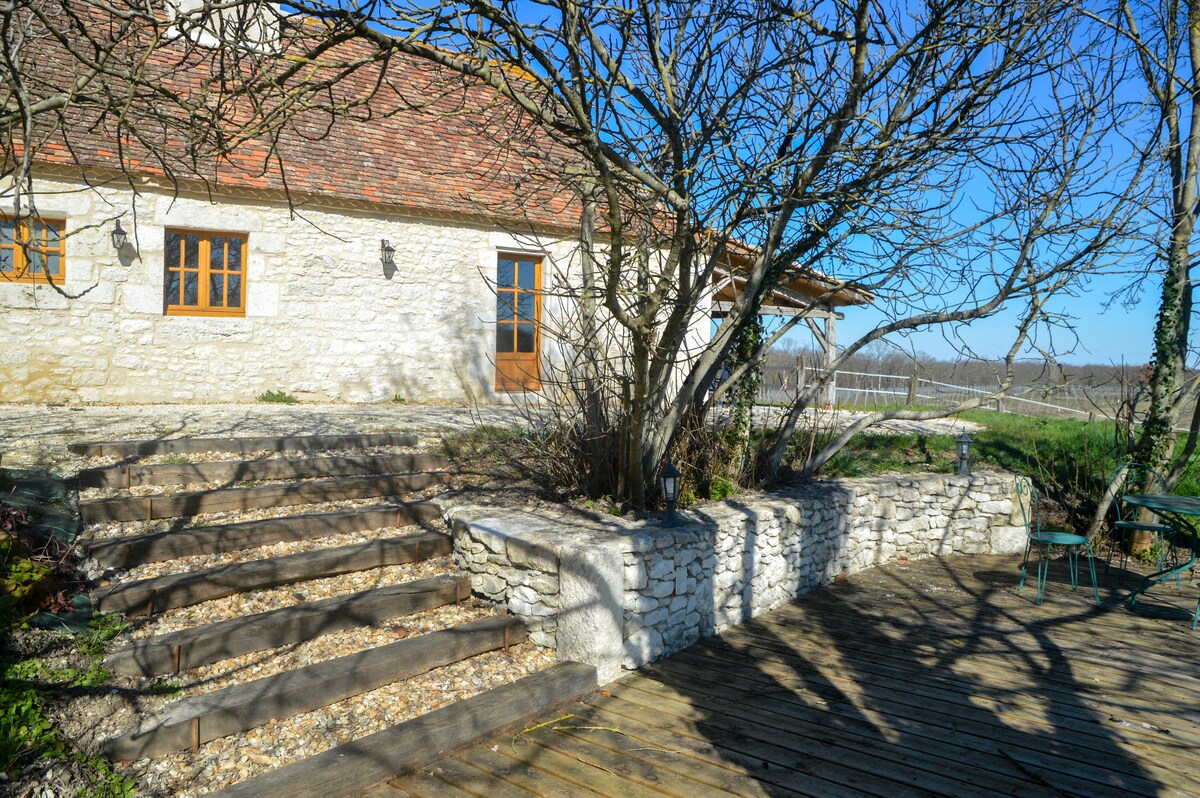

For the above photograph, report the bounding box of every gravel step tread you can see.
[83,502,443,568]
[77,453,449,489]
[79,472,449,523]
[68,433,420,458]
[106,575,471,677]
[205,662,599,798]
[102,616,530,760]
[93,532,452,615]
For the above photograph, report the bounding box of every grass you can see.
[256,389,299,404]
[815,409,1200,530]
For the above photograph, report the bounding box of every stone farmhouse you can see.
[3,10,864,405]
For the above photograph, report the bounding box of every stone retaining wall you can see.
[448,471,1025,683]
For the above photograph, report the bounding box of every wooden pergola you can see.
[710,263,873,406]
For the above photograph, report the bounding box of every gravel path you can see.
[0,401,982,472]
[0,402,532,470]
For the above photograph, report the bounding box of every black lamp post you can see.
[660,462,682,526]
[111,220,127,250]
[956,432,972,476]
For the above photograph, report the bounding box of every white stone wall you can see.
[448,471,1025,683]
[1,177,579,403]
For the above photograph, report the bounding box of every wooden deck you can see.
[379,554,1200,798]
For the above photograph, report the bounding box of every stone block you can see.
[558,540,625,683]
[508,537,558,571]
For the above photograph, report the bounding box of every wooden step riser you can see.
[94,533,452,616]
[83,503,442,569]
[206,662,599,798]
[77,453,449,489]
[107,576,471,677]
[69,433,420,458]
[80,473,447,524]
[103,617,528,761]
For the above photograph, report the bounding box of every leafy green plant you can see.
[392,393,407,404]
[76,754,137,798]
[707,475,737,501]
[256,389,299,404]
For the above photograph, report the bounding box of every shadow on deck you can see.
[384,554,1200,798]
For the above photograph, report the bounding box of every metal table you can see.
[1122,494,1199,626]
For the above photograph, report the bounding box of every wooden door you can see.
[495,254,542,391]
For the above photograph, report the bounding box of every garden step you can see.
[68,433,419,458]
[106,575,471,677]
[79,472,448,524]
[77,452,449,489]
[83,502,442,569]
[93,532,451,615]
[103,616,528,760]
[206,662,598,798]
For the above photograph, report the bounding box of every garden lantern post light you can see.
[660,462,681,526]
[956,432,972,476]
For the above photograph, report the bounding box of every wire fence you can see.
[757,366,1127,422]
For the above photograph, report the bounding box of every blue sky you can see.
[782,273,1162,367]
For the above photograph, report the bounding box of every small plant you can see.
[707,475,737,501]
[256,389,299,404]
[391,393,407,404]
[162,453,190,465]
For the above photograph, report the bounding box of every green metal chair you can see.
[1015,476,1099,605]
[1104,462,1174,584]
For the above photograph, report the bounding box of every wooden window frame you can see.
[0,216,66,284]
[164,228,247,317]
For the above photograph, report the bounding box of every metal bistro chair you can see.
[1015,476,1099,605]
[1104,462,1175,585]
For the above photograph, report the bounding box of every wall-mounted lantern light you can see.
[111,220,127,250]
[380,239,396,267]
[956,432,973,476]
[660,461,682,526]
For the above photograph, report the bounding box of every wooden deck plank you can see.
[77,453,449,489]
[718,617,1200,740]
[607,673,1072,798]
[647,650,1184,797]
[369,555,1200,798]
[404,755,542,798]
[562,699,835,798]
[68,432,420,457]
[83,502,442,568]
[452,744,610,797]
[511,723,771,798]
[79,472,447,523]
[93,532,451,615]
[490,734,685,798]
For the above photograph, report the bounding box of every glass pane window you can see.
[164,229,247,316]
[0,217,66,283]
[496,326,515,353]
[516,323,536,353]
[517,259,536,290]
[497,259,516,288]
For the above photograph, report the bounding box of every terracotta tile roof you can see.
[29,11,581,229]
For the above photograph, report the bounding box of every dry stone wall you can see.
[449,471,1025,683]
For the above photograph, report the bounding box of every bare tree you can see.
[1082,0,1200,496]
[15,0,1147,508]
[339,0,1144,507]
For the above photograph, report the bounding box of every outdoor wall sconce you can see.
[660,461,682,526]
[380,239,396,267]
[956,432,973,476]
[111,220,127,250]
